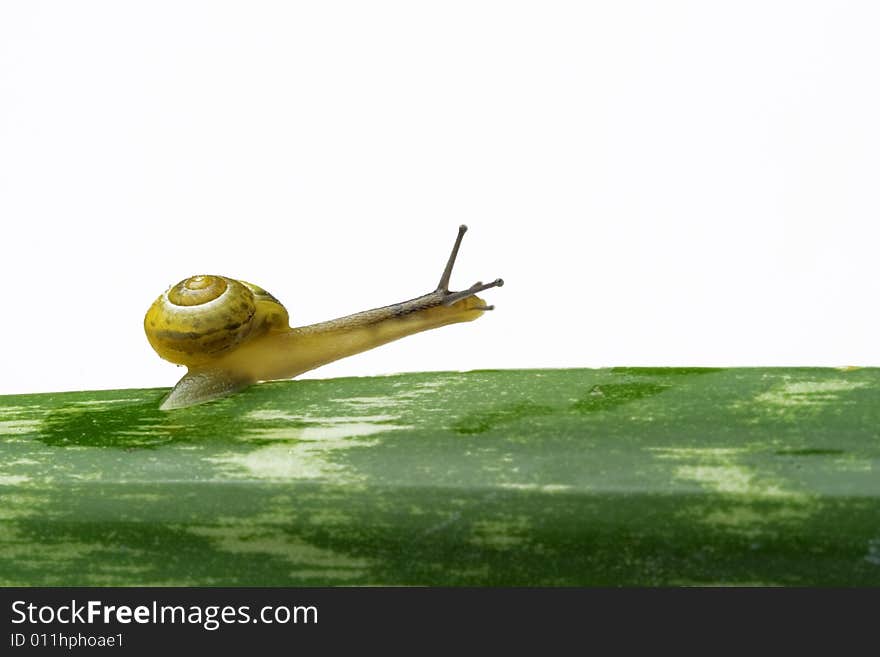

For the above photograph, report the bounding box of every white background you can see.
[2,1,878,396]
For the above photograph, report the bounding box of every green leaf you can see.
[1,368,879,585]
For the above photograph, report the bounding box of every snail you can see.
[144,225,503,410]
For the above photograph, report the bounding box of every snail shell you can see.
[144,274,289,368]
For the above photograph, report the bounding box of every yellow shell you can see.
[144,275,290,368]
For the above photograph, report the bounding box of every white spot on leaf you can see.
[0,419,41,436]
[755,379,867,407]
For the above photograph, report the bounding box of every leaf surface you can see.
[1,368,878,585]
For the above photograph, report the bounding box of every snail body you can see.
[144,226,503,410]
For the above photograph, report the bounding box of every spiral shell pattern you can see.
[144,275,258,367]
